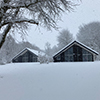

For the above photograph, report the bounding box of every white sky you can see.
[25,0,100,50]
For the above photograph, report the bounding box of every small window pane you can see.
[82,49,92,61]
[56,55,61,60]
[33,57,37,62]
[22,56,28,62]
[65,56,68,61]
[88,55,92,61]
[65,51,68,56]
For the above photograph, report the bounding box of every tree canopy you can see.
[0,0,76,48]
[57,29,73,49]
[77,22,100,60]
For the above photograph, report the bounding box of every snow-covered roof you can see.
[75,40,99,54]
[12,47,39,60]
[26,48,39,56]
[53,40,99,57]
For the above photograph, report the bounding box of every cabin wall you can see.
[53,44,94,62]
[12,50,38,63]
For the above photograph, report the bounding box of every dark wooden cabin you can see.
[12,48,39,63]
[53,41,98,62]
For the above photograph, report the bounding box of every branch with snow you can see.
[0,0,41,10]
[0,19,39,28]
[0,0,76,49]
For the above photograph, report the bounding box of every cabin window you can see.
[56,55,61,60]
[15,59,18,62]
[82,49,92,61]
[64,47,73,62]
[22,53,28,62]
[32,57,37,62]
[22,56,28,62]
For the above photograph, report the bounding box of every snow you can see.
[0,62,100,100]
[27,48,39,56]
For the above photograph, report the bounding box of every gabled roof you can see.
[12,47,39,60]
[53,40,99,57]
[26,48,39,55]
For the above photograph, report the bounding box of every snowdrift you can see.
[0,62,100,100]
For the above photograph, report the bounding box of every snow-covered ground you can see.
[0,62,100,100]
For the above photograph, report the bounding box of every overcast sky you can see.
[25,0,100,50]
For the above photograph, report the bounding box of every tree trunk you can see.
[0,8,19,49]
[0,24,12,49]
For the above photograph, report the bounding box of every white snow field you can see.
[0,62,100,100]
